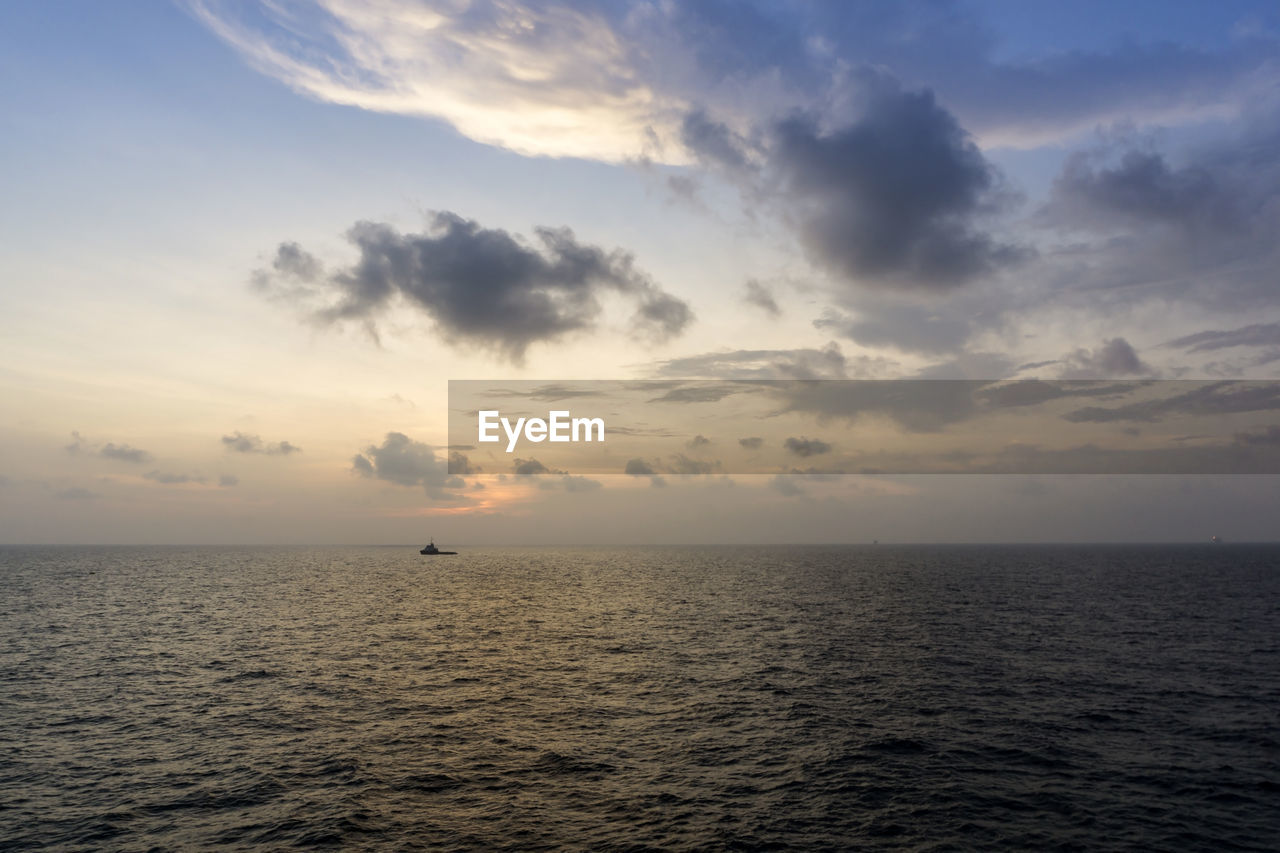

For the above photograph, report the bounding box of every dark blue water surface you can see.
[2,544,1278,850]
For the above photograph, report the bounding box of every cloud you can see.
[772,380,981,432]
[487,383,609,402]
[624,458,656,476]
[784,437,832,457]
[1234,426,1280,446]
[191,0,684,163]
[352,432,469,500]
[667,454,720,475]
[1063,382,1280,423]
[221,431,301,455]
[646,383,756,404]
[769,475,806,497]
[686,434,711,449]
[742,279,781,316]
[1167,324,1280,353]
[1058,338,1153,379]
[193,1,1275,163]
[513,457,566,476]
[144,471,205,485]
[55,487,99,501]
[677,85,1025,293]
[219,475,239,487]
[1044,147,1240,234]
[766,89,1023,290]
[255,213,692,361]
[739,437,764,450]
[100,443,154,464]
[1035,118,1280,312]
[448,451,479,476]
[65,432,154,464]
[915,351,1019,380]
[975,380,1146,410]
[814,306,978,357]
[681,108,753,171]
[652,342,889,379]
[539,475,604,492]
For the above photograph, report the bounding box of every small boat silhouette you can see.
[420,538,457,555]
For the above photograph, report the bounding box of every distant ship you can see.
[1210,535,1223,544]
[420,539,457,555]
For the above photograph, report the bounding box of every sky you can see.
[2,0,1279,544]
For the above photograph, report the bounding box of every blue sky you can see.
[2,1,1278,543]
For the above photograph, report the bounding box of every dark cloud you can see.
[486,383,607,402]
[144,471,204,485]
[255,212,692,361]
[624,458,657,476]
[769,475,806,497]
[1036,118,1280,312]
[55,487,99,501]
[687,434,711,449]
[513,458,566,476]
[652,342,887,379]
[1064,382,1280,423]
[739,437,764,450]
[815,306,976,356]
[634,291,695,341]
[66,432,152,464]
[666,174,702,205]
[773,380,981,432]
[270,241,323,280]
[680,108,752,171]
[352,432,469,499]
[668,454,720,475]
[448,451,479,475]
[976,380,1146,410]
[65,432,154,464]
[221,431,301,455]
[561,475,603,492]
[1058,338,1153,379]
[762,4,1275,147]
[915,352,1018,380]
[769,88,1023,290]
[742,279,781,316]
[1167,324,1280,353]
[222,433,256,452]
[351,454,374,477]
[784,437,832,457]
[1234,426,1280,447]
[647,383,755,404]
[100,443,153,464]
[218,475,239,487]
[1045,148,1240,233]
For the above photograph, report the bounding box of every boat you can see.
[420,538,457,555]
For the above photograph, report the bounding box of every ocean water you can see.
[1,544,1278,851]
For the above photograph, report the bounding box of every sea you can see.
[1,544,1277,851]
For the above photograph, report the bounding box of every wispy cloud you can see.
[189,0,684,162]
